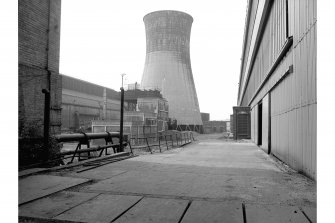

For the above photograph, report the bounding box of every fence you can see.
[129,131,195,154]
[55,131,194,164]
[56,132,129,164]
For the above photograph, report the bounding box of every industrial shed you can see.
[61,75,121,131]
[237,0,316,179]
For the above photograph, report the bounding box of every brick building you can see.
[19,0,62,137]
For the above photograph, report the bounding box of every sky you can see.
[59,0,247,120]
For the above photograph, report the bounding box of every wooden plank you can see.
[114,197,188,223]
[245,204,309,223]
[19,191,98,218]
[55,194,142,223]
[302,206,316,223]
[19,175,90,205]
[181,201,243,223]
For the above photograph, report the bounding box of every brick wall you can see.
[19,0,62,137]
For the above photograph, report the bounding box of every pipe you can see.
[119,87,125,152]
[54,132,121,142]
[42,88,50,159]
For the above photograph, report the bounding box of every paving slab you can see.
[19,191,99,218]
[80,139,315,206]
[130,141,280,171]
[301,206,317,222]
[84,168,295,203]
[19,175,90,205]
[181,201,243,223]
[245,204,309,223]
[66,166,128,180]
[114,197,189,223]
[19,136,315,222]
[54,194,142,223]
[19,168,47,177]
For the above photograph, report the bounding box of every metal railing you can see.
[38,131,195,165]
[129,131,195,154]
[55,132,129,164]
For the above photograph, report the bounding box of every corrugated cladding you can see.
[61,75,120,100]
[241,0,288,106]
[238,0,316,179]
[61,75,121,129]
[240,0,259,88]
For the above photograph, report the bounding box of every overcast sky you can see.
[59,0,247,120]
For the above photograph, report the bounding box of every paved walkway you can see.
[19,134,316,222]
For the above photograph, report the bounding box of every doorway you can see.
[257,102,262,145]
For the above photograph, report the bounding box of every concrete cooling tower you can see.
[141,10,203,131]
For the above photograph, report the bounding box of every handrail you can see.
[129,131,194,154]
[56,132,129,164]
[60,142,128,156]
[55,132,122,142]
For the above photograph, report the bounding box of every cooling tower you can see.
[141,10,203,131]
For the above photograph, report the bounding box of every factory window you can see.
[145,118,157,126]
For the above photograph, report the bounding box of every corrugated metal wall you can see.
[240,0,317,179]
[242,0,288,106]
[62,89,121,130]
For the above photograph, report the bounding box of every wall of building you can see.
[238,0,316,179]
[61,75,121,131]
[19,0,62,136]
[201,113,210,122]
[136,97,169,133]
[203,121,227,134]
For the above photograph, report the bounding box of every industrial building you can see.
[203,121,228,134]
[61,75,169,142]
[201,113,230,134]
[237,0,316,179]
[124,88,169,137]
[19,0,62,165]
[201,113,210,122]
[61,74,121,132]
[91,87,169,143]
[141,10,203,132]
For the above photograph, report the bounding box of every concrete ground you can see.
[19,134,316,223]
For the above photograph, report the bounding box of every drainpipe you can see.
[42,89,50,159]
[119,87,125,152]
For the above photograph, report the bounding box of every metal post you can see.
[42,89,50,160]
[119,87,124,152]
[165,135,168,150]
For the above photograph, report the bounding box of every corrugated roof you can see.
[61,74,120,100]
